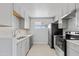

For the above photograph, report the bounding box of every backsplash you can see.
[63,17,79,36]
[15,29,26,38]
[15,29,31,38]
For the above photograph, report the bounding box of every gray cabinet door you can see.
[21,39,26,56]
[30,36,33,46]
[67,46,79,56]
[0,38,12,56]
[25,39,28,55]
[27,38,30,51]
[29,36,33,49]
[17,42,22,56]
[67,3,75,13]
[0,4,12,26]
[25,38,30,55]
[24,15,30,29]
[76,4,79,27]
[62,4,68,16]
[67,41,79,56]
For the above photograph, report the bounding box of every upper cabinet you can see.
[58,3,76,29]
[13,10,24,29]
[67,3,75,13]
[13,4,24,18]
[76,3,79,27]
[62,4,69,16]
[13,4,25,29]
[0,4,13,27]
[24,14,30,29]
[62,3,75,17]
[13,4,30,29]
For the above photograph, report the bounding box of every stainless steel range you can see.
[65,31,79,56]
[55,35,66,56]
[55,32,79,56]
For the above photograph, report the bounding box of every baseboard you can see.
[33,42,48,45]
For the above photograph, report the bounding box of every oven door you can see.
[55,36,66,56]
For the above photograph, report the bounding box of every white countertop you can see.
[67,40,79,45]
[16,34,32,44]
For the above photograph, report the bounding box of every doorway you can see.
[30,17,53,44]
[27,17,56,56]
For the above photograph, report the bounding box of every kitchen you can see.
[0,3,79,56]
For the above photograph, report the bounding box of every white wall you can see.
[30,18,53,44]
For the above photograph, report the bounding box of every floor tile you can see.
[27,44,56,56]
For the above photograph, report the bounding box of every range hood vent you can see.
[61,9,76,20]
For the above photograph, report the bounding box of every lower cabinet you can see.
[17,36,32,56]
[67,46,79,56]
[21,39,26,56]
[29,36,33,49]
[25,38,29,55]
[17,38,29,56]
[0,36,32,56]
[67,41,79,56]
[0,38,12,56]
[17,42,22,56]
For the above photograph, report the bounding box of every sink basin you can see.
[17,36,25,40]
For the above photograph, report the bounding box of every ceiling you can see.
[15,3,64,17]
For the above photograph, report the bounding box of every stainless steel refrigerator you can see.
[48,23,63,48]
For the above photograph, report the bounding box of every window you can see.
[34,22,47,29]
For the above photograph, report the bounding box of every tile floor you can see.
[27,44,56,56]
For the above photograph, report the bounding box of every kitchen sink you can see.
[17,36,26,40]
